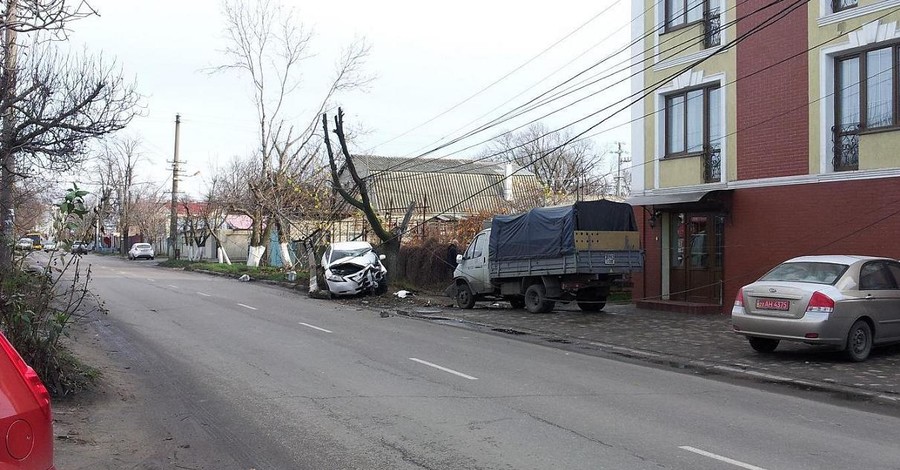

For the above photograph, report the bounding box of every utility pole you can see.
[168,114,181,258]
[613,142,631,197]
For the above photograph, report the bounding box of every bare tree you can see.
[212,0,369,267]
[0,0,139,267]
[484,123,614,205]
[324,108,415,279]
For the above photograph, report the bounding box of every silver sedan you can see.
[732,255,900,361]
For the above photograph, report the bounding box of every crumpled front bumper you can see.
[325,265,385,296]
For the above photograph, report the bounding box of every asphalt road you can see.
[74,255,900,469]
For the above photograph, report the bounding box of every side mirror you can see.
[456,254,463,264]
[379,254,386,260]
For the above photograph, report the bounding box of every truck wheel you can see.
[456,283,476,309]
[524,284,554,313]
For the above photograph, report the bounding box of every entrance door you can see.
[668,213,724,304]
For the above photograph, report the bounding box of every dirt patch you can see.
[52,317,158,469]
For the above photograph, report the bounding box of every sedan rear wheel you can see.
[748,337,779,353]
[846,320,872,362]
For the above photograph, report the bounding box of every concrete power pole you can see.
[613,142,631,197]
[168,114,181,258]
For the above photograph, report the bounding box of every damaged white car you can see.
[320,241,388,296]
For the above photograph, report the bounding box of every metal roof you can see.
[333,155,543,218]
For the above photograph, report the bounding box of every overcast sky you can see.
[70,0,632,197]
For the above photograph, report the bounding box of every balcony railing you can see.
[832,124,859,172]
[704,8,721,48]
[703,144,721,183]
[831,0,857,13]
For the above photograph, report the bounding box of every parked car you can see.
[732,255,900,362]
[15,237,33,251]
[128,243,155,260]
[320,241,387,296]
[0,331,55,469]
[42,241,57,252]
[70,242,89,255]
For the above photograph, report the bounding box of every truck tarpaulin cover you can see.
[489,200,637,261]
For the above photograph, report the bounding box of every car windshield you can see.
[331,247,373,261]
[759,262,848,285]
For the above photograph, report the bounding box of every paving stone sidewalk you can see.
[376,294,900,404]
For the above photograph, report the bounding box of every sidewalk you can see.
[375,294,900,405]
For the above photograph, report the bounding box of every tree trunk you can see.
[0,0,18,269]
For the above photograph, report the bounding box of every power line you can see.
[362,0,769,184]
[364,0,625,154]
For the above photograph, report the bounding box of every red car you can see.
[0,331,54,469]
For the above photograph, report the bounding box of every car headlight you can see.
[325,271,343,282]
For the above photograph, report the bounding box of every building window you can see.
[833,44,900,170]
[665,85,721,148]
[831,0,857,13]
[666,0,704,29]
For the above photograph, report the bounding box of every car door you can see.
[457,231,490,294]
[858,261,900,343]
[876,261,900,342]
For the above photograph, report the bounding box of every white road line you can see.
[196,292,211,297]
[168,285,179,289]
[237,303,257,310]
[299,322,332,333]
[409,358,478,380]
[146,278,156,282]
[679,446,767,470]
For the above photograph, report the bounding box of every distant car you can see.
[0,331,55,469]
[15,237,33,251]
[128,242,154,260]
[732,255,900,362]
[42,241,57,252]
[70,242,89,255]
[320,241,387,296]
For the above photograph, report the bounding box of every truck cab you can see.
[454,229,493,302]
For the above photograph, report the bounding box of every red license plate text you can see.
[756,298,790,311]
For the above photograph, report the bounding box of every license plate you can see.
[756,298,790,311]
[604,254,615,265]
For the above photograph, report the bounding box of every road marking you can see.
[237,303,257,310]
[196,292,211,297]
[146,278,156,282]
[409,358,478,380]
[168,285,179,289]
[679,446,767,470]
[299,322,332,333]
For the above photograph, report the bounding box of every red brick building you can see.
[629,0,900,313]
